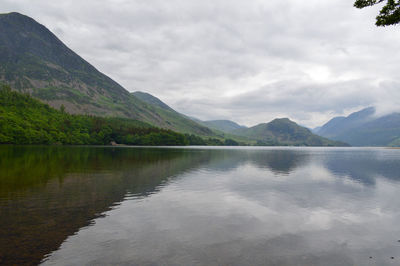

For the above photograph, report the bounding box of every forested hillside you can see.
[0,84,190,145]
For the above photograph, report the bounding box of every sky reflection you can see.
[41,148,400,266]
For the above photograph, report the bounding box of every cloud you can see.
[1,0,399,127]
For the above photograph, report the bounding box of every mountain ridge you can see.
[315,107,400,146]
[232,118,348,146]
[132,91,174,112]
[0,12,214,136]
[200,120,247,133]
[316,107,375,137]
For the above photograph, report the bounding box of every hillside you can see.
[316,107,400,146]
[130,91,215,135]
[315,107,375,137]
[232,118,348,146]
[115,91,347,146]
[201,120,246,133]
[0,84,191,145]
[132,91,174,111]
[0,12,213,136]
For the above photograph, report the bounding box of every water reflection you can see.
[323,149,400,185]
[1,146,400,265]
[248,149,310,175]
[0,146,210,265]
[192,148,309,175]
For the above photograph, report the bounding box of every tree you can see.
[60,104,66,113]
[224,139,239,146]
[354,0,400,26]
[1,84,12,92]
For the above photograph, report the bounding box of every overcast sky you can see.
[2,0,400,127]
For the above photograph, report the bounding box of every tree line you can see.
[0,84,239,146]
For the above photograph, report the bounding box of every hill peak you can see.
[347,106,375,119]
[315,106,400,146]
[0,12,25,17]
[270,118,293,123]
[317,106,376,138]
[232,117,346,146]
[0,12,38,24]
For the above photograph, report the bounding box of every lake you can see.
[1,146,400,265]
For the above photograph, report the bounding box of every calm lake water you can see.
[1,146,400,265]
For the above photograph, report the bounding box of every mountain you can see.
[131,91,218,135]
[126,98,344,146]
[132,91,174,112]
[232,118,348,146]
[0,12,213,136]
[312,126,322,133]
[0,85,192,145]
[316,107,375,137]
[201,120,246,133]
[313,117,344,135]
[186,116,247,133]
[316,107,400,146]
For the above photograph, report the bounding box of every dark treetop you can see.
[354,0,400,26]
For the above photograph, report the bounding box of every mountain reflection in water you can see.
[0,146,400,266]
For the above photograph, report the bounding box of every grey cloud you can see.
[176,79,380,127]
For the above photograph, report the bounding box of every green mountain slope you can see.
[0,12,213,136]
[232,118,348,146]
[201,120,246,133]
[316,107,400,146]
[132,91,174,111]
[0,84,191,145]
[131,91,213,135]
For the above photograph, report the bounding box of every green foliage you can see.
[185,134,207,145]
[0,85,243,146]
[389,139,400,147]
[255,140,279,146]
[354,0,400,26]
[224,139,239,146]
[388,137,400,147]
[205,138,225,146]
[0,85,189,146]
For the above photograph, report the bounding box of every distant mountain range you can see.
[0,12,347,146]
[185,116,345,146]
[232,118,347,146]
[314,107,400,146]
[129,93,343,146]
